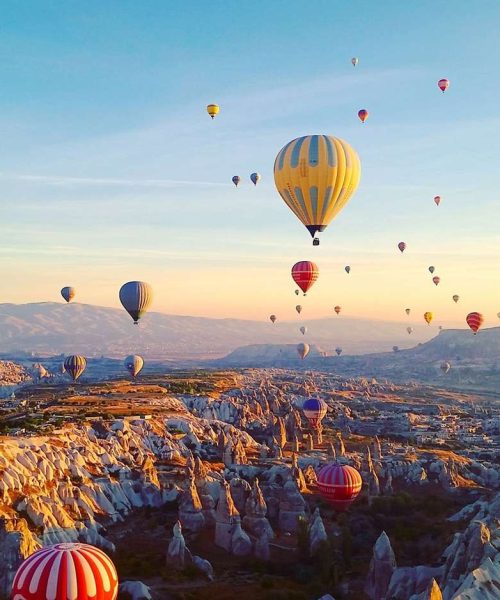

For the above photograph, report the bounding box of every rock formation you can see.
[364,531,397,600]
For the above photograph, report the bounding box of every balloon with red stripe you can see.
[466,312,484,335]
[317,464,362,510]
[302,397,327,429]
[438,78,449,93]
[291,261,319,295]
[10,542,118,600]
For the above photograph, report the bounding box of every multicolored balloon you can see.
[297,342,310,360]
[466,312,484,334]
[61,286,76,303]
[250,172,261,186]
[302,397,327,429]
[438,79,449,93]
[64,355,87,381]
[407,327,413,335]
[434,195,441,206]
[124,355,144,378]
[398,242,406,253]
[424,312,433,325]
[432,276,440,286]
[358,109,369,123]
[11,542,119,600]
[119,281,153,324]
[232,175,241,187]
[207,103,219,119]
[351,57,358,66]
[292,261,319,295]
[334,305,341,315]
[270,314,277,324]
[317,463,362,510]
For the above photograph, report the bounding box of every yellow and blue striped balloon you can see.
[273,135,361,240]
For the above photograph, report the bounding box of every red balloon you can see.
[434,195,441,206]
[317,464,362,510]
[438,78,449,93]
[398,242,406,253]
[432,276,440,286]
[292,261,319,294]
[358,109,369,123]
[466,312,484,335]
[11,542,118,600]
[334,305,341,315]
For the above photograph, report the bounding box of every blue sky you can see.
[1,0,500,328]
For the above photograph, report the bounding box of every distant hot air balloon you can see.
[345,265,351,274]
[424,312,433,325]
[358,109,369,123]
[392,346,399,353]
[119,281,153,324]
[232,175,241,187]
[405,308,411,316]
[497,312,500,319]
[274,135,361,245]
[398,242,406,253]
[292,261,319,295]
[407,327,413,335]
[429,266,435,274]
[302,397,327,429]
[61,286,76,303]
[300,326,307,335]
[452,295,460,303]
[297,342,310,360]
[335,347,343,356]
[317,463,362,510]
[207,103,219,119]
[441,361,451,374]
[434,196,441,206]
[351,57,358,66]
[438,79,449,93]
[466,312,483,335]
[124,355,144,378]
[334,305,341,315]
[432,276,440,286]
[64,355,86,381]
[438,325,443,330]
[296,305,302,314]
[11,542,118,600]
[295,289,300,296]
[250,172,261,186]
[270,314,277,324]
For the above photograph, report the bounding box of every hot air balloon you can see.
[250,172,261,186]
[295,289,300,296]
[392,346,399,353]
[125,355,144,378]
[453,295,460,303]
[351,57,358,66]
[434,196,441,206]
[497,312,500,319]
[61,286,76,303]
[302,397,327,429]
[432,276,440,286]
[300,326,307,335]
[438,79,449,93]
[270,314,277,324]
[439,325,443,330]
[407,327,413,335]
[273,135,361,245]
[398,242,406,253]
[358,109,369,123]
[405,308,411,316]
[335,347,343,356]
[297,342,310,359]
[296,305,302,314]
[207,103,219,119]
[292,261,319,295]
[317,463,362,510]
[345,265,351,274]
[424,312,433,325]
[429,266,435,274]
[11,542,119,600]
[441,361,451,374]
[119,281,153,324]
[334,305,341,315]
[466,312,483,334]
[232,176,241,187]
[64,355,86,381]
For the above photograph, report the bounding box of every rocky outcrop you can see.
[364,531,397,600]
[178,475,205,533]
[119,580,153,599]
[278,479,307,533]
[308,508,328,556]
[242,479,274,539]
[166,521,192,569]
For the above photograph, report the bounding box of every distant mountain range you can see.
[0,302,435,359]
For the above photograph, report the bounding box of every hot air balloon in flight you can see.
[232,176,241,187]
[296,305,302,314]
[335,347,343,356]
[334,305,341,315]
[407,327,413,335]
[434,196,441,206]
[405,308,411,316]
[398,242,406,253]
[292,261,319,295]
[424,312,433,325]
[64,355,87,381]
[351,57,358,66]
[358,109,369,123]
[302,397,327,429]
[345,265,351,274]
[207,103,219,119]
[125,355,144,378]
[497,312,500,319]
[273,135,361,245]
[250,172,261,186]
[61,286,76,303]
[453,295,460,303]
[432,276,440,286]
[297,342,310,359]
[441,361,451,374]
[317,463,362,510]
[466,312,483,334]
[438,79,449,93]
[392,346,399,353]
[119,281,153,324]
[295,289,300,296]
[300,325,307,335]
[270,314,277,324]
[11,542,119,600]
[429,266,435,274]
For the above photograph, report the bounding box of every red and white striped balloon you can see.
[11,543,118,600]
[466,312,484,335]
[317,464,362,511]
[291,261,319,295]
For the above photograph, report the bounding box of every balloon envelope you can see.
[358,109,369,123]
[466,312,484,334]
[125,355,144,378]
[250,172,261,185]
[429,266,435,274]
[434,195,441,206]
[424,312,433,325]
[453,295,459,303]
[438,79,449,92]
[345,265,351,274]
[398,242,406,253]
[297,342,310,359]
[207,103,219,118]
[300,326,307,335]
[292,261,319,294]
[334,306,341,315]
[441,361,451,374]
[296,305,302,314]
[407,327,413,334]
[317,464,362,510]
[405,308,411,315]
[119,281,153,324]
[270,314,277,323]
[61,286,76,303]
[351,57,358,66]
[335,347,342,356]
[232,175,240,187]
[64,355,86,381]
[302,397,327,429]
[433,276,440,286]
